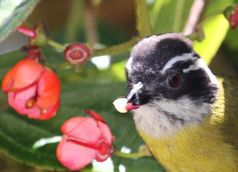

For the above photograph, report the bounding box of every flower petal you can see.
[98,121,114,144]
[25,106,41,119]
[95,139,112,162]
[2,69,14,92]
[10,58,44,90]
[8,92,25,115]
[61,117,101,144]
[57,137,96,171]
[37,99,60,120]
[8,85,37,115]
[37,68,60,108]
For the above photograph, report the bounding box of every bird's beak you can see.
[126,82,149,108]
[113,98,140,113]
[126,102,140,111]
[113,82,145,113]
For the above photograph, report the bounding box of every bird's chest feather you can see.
[139,122,238,172]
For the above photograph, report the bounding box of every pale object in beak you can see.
[113,98,140,113]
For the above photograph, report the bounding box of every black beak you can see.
[126,82,151,106]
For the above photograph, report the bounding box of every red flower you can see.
[225,5,238,29]
[57,110,114,171]
[229,6,238,29]
[64,43,91,65]
[1,58,60,120]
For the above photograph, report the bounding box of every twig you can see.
[93,37,140,56]
[85,0,98,48]
[114,151,145,159]
[183,0,205,35]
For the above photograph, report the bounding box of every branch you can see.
[93,37,139,56]
[85,0,98,48]
[183,0,205,36]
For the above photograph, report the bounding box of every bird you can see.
[114,33,238,171]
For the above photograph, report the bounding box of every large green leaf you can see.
[0,0,40,43]
[193,0,234,64]
[150,0,193,33]
[193,14,229,64]
[0,51,164,171]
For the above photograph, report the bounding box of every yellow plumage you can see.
[138,78,238,171]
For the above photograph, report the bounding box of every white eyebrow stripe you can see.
[161,53,196,74]
[183,58,218,85]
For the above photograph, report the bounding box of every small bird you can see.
[114,33,238,171]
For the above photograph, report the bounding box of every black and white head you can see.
[126,33,218,138]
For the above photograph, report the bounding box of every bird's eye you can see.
[167,72,182,88]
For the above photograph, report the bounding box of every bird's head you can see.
[125,33,218,137]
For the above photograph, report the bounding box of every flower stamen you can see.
[25,98,36,108]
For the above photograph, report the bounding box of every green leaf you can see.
[135,0,153,37]
[192,0,235,64]
[0,51,164,171]
[193,14,229,64]
[0,0,40,43]
[150,0,193,33]
[203,0,234,18]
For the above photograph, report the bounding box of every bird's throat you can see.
[132,97,212,139]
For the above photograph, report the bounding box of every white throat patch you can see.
[132,97,211,138]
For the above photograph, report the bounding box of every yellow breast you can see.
[140,123,238,172]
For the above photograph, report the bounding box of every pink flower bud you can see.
[56,110,114,171]
[64,43,91,65]
[1,58,60,120]
[17,25,37,38]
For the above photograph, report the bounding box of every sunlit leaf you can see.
[194,14,229,64]
[0,0,39,43]
[150,0,193,33]
[203,0,234,18]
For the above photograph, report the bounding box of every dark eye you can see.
[167,72,182,88]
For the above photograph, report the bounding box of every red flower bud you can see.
[25,46,42,60]
[57,110,114,171]
[1,58,60,120]
[64,43,91,65]
[225,5,238,29]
